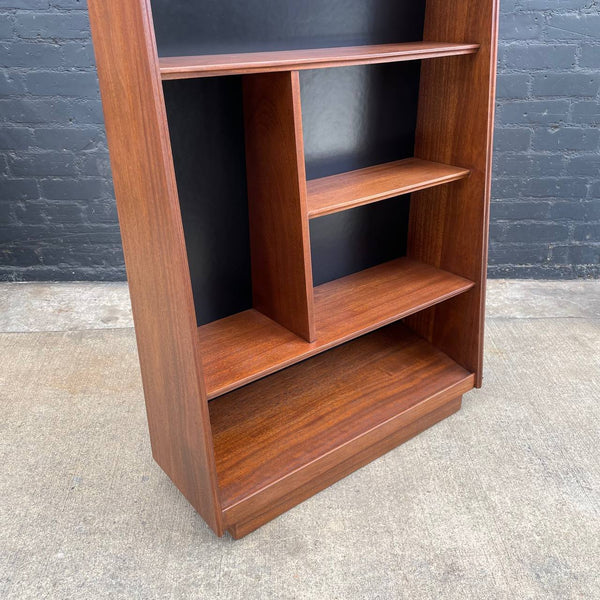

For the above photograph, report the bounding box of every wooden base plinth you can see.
[227,394,462,539]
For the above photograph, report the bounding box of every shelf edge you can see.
[160,43,480,80]
[202,261,476,399]
[307,160,471,219]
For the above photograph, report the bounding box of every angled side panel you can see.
[407,0,499,386]
[243,71,315,342]
[88,0,223,534]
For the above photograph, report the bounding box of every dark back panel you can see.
[151,0,425,57]
[303,63,419,285]
[163,77,252,326]
[157,0,426,325]
[310,197,411,286]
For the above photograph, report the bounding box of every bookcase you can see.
[88,0,498,539]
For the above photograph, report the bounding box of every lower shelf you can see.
[198,257,474,398]
[208,322,474,536]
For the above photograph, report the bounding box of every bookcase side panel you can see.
[407,0,499,386]
[88,0,223,534]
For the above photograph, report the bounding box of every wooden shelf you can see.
[209,322,474,530]
[159,42,480,79]
[307,158,470,218]
[198,258,475,399]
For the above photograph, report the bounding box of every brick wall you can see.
[0,0,599,281]
[492,0,600,278]
[0,0,121,281]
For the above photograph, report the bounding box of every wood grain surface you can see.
[243,71,315,341]
[160,42,480,79]
[407,0,499,387]
[198,258,474,398]
[227,395,464,539]
[88,0,223,535]
[307,158,470,218]
[208,323,473,535]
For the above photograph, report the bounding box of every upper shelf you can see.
[307,158,470,219]
[159,42,480,80]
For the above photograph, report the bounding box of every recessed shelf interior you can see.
[151,0,428,58]
[164,53,478,398]
[209,322,474,510]
[164,60,426,325]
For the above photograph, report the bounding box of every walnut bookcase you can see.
[88,0,498,538]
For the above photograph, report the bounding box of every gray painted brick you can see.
[498,100,570,124]
[0,153,9,174]
[490,264,584,279]
[0,41,62,67]
[0,0,48,7]
[533,127,600,151]
[34,126,104,151]
[523,0,587,8]
[0,17,14,40]
[494,128,532,152]
[532,72,600,96]
[569,244,600,264]
[548,200,598,221]
[16,200,84,225]
[78,150,110,177]
[61,42,96,68]
[504,223,570,243]
[567,154,600,176]
[491,178,525,199]
[83,200,119,224]
[14,13,90,40]
[488,243,551,265]
[524,178,589,198]
[504,45,577,70]
[500,13,542,40]
[0,71,25,96]
[40,177,109,200]
[548,245,571,265]
[0,97,104,124]
[0,178,39,200]
[572,101,600,125]
[494,153,564,177]
[500,0,519,12]
[546,14,600,40]
[7,151,78,176]
[496,73,530,99]
[24,71,100,97]
[489,223,505,242]
[0,126,34,149]
[580,45,600,69]
[50,0,87,8]
[491,200,551,220]
[581,200,600,220]
[574,224,600,241]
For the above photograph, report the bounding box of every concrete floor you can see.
[0,280,599,600]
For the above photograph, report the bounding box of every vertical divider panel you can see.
[88,0,223,535]
[243,71,316,342]
[406,0,499,386]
